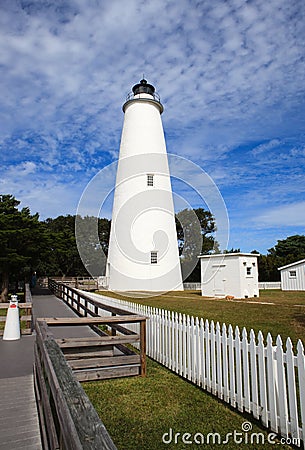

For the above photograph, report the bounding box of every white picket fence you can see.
[183,281,282,290]
[80,291,305,447]
[258,281,281,290]
[183,282,201,290]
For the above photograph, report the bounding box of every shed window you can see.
[289,270,297,278]
[147,174,154,186]
[150,251,158,264]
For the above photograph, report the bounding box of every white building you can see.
[278,259,305,291]
[199,253,259,299]
[106,79,183,292]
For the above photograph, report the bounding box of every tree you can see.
[0,195,45,301]
[40,215,82,277]
[75,215,110,277]
[257,254,281,281]
[224,248,241,254]
[268,235,305,262]
[40,215,112,278]
[176,207,217,282]
[254,235,305,282]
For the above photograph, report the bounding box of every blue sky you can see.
[1,0,305,254]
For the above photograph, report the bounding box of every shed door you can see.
[213,267,225,296]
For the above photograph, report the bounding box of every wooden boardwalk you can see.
[0,374,41,450]
[0,286,101,449]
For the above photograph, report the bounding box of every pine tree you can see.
[0,195,44,301]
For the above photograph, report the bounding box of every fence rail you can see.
[258,282,281,290]
[85,291,305,448]
[183,282,282,290]
[39,276,98,291]
[48,279,147,378]
[183,282,201,290]
[34,318,117,450]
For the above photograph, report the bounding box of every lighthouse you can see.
[106,79,183,292]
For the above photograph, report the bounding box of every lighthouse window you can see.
[246,267,252,276]
[151,251,158,264]
[147,174,154,186]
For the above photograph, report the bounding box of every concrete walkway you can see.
[0,286,97,449]
[32,287,97,340]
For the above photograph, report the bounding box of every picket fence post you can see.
[222,323,229,403]
[297,340,305,446]
[210,321,217,394]
[200,318,205,389]
[216,322,223,399]
[242,328,250,413]
[266,333,278,432]
[205,319,211,392]
[235,326,243,412]
[182,314,187,378]
[276,335,289,437]
[257,331,268,426]
[286,337,300,440]
[178,313,183,376]
[249,329,259,419]
[228,324,235,407]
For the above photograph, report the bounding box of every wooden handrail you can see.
[38,315,146,325]
[48,278,147,378]
[34,319,117,450]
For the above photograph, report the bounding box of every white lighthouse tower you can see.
[106,79,183,292]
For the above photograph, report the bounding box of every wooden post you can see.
[77,295,80,314]
[111,313,116,336]
[26,305,32,331]
[140,320,146,377]
[84,299,88,317]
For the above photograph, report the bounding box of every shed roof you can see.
[278,258,305,271]
[198,253,259,259]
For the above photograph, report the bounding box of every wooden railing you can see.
[33,279,147,449]
[34,319,117,450]
[45,277,98,291]
[48,278,147,378]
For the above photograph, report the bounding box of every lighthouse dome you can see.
[123,78,163,113]
[132,79,155,96]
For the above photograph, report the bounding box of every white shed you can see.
[199,253,259,299]
[278,259,305,291]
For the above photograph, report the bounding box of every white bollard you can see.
[3,295,21,341]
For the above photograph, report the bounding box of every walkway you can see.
[0,286,96,449]
[0,336,40,450]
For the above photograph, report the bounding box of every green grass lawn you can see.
[97,289,305,346]
[84,357,292,450]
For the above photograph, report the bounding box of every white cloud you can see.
[17,161,37,176]
[252,139,282,156]
[256,202,305,227]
